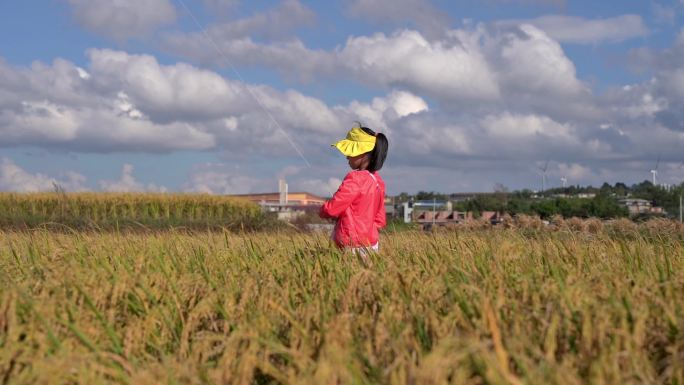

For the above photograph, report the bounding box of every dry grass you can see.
[1,225,683,384]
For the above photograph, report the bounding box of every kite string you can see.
[175,0,311,168]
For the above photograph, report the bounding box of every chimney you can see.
[279,178,288,205]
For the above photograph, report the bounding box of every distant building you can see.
[410,209,503,226]
[413,200,451,210]
[400,202,413,223]
[229,179,326,222]
[414,210,473,224]
[619,198,664,215]
[232,192,326,206]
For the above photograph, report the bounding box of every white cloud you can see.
[67,0,176,41]
[621,34,684,133]
[0,49,351,156]
[99,164,167,192]
[3,100,79,142]
[336,90,428,133]
[383,108,618,171]
[86,48,343,146]
[497,15,648,44]
[392,118,472,159]
[346,0,451,37]
[182,163,265,194]
[0,54,217,152]
[5,15,684,193]
[554,162,594,180]
[487,24,588,103]
[116,92,144,119]
[603,84,666,119]
[87,48,245,122]
[0,99,216,152]
[162,36,337,83]
[164,24,595,116]
[384,90,429,117]
[76,67,90,80]
[340,29,500,102]
[181,162,346,196]
[0,158,87,192]
[298,177,343,197]
[481,112,575,142]
[483,24,599,120]
[198,0,314,40]
[166,28,502,102]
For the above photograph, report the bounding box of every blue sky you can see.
[1,0,684,195]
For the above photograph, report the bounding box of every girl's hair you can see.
[360,126,388,172]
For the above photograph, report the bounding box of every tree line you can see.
[393,180,684,220]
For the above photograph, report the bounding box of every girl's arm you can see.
[320,173,360,219]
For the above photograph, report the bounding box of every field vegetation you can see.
[1,218,683,384]
[0,193,268,231]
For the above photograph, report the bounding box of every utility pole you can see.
[680,194,682,223]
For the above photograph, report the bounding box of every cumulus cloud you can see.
[0,54,218,152]
[0,48,438,177]
[182,163,266,194]
[620,31,684,137]
[0,49,350,157]
[483,24,597,119]
[496,15,648,44]
[481,112,576,144]
[86,48,246,122]
[6,18,684,191]
[335,90,428,133]
[0,96,216,153]
[66,0,177,41]
[0,158,88,192]
[166,27,502,102]
[385,110,609,170]
[180,162,347,196]
[86,48,345,155]
[341,29,500,102]
[387,116,472,163]
[99,164,167,192]
[165,23,597,118]
[298,177,343,197]
[554,162,594,181]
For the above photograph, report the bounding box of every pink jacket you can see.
[319,170,386,248]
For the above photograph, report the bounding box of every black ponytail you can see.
[360,126,388,172]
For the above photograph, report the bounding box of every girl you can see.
[320,124,388,256]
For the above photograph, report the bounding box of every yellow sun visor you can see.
[332,127,376,157]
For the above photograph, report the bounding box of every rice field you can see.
[0,193,265,231]
[1,221,683,385]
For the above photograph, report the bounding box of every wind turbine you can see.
[538,160,549,194]
[561,177,567,188]
[650,156,660,186]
